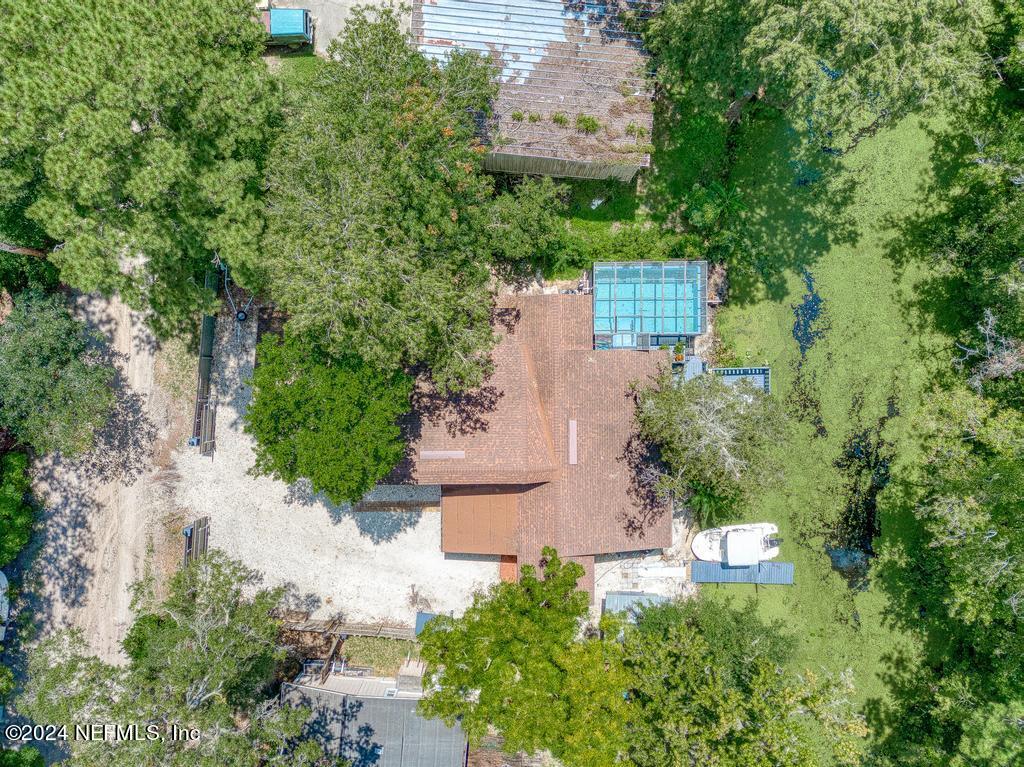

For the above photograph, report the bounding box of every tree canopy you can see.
[17,552,336,767]
[636,373,787,524]
[260,7,567,392]
[642,0,991,148]
[419,549,630,764]
[0,451,34,567]
[421,564,864,767]
[0,291,114,456]
[244,332,413,505]
[0,0,278,337]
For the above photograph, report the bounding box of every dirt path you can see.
[29,294,181,664]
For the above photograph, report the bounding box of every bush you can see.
[528,112,542,123]
[510,110,524,121]
[0,452,34,567]
[636,373,787,525]
[244,333,413,505]
[625,121,647,139]
[575,114,600,134]
[551,112,569,127]
[0,291,115,456]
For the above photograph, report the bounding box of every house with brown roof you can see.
[403,261,707,600]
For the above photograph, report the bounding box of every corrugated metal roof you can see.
[690,561,794,585]
[711,367,772,394]
[283,683,468,767]
[603,590,668,615]
[413,0,659,166]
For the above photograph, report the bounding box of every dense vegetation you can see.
[18,553,337,766]
[0,452,33,568]
[636,374,787,525]
[244,332,413,504]
[0,291,115,457]
[260,7,565,393]
[0,0,278,338]
[420,550,866,767]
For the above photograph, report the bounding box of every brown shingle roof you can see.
[408,294,672,596]
[442,486,521,555]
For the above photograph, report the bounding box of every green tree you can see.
[642,0,991,148]
[419,548,630,765]
[487,177,572,278]
[244,332,412,504]
[0,291,114,456]
[0,0,278,337]
[0,452,34,567]
[625,599,866,767]
[636,373,787,524]
[0,748,44,767]
[912,388,1024,694]
[261,7,568,392]
[17,552,336,766]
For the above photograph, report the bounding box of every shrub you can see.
[625,121,647,139]
[575,114,600,134]
[551,112,569,127]
[510,110,524,121]
[244,333,413,505]
[528,112,542,123]
[0,451,34,567]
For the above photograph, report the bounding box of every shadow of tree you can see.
[724,117,861,305]
[618,430,670,542]
[62,365,157,486]
[284,478,424,544]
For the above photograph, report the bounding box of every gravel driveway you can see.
[172,305,499,625]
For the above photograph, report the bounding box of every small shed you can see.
[262,8,313,45]
[602,590,668,622]
[283,682,469,767]
[711,367,772,394]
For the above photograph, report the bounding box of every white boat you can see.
[0,571,8,642]
[691,523,781,566]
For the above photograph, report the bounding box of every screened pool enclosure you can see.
[593,261,708,350]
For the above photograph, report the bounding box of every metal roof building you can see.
[413,0,660,181]
[283,681,468,767]
[602,590,668,621]
[711,366,772,394]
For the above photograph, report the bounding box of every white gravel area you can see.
[172,307,499,625]
[593,512,697,611]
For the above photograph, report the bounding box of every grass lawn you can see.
[269,48,319,92]
[710,113,956,727]
[342,636,418,676]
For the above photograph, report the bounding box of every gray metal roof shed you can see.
[283,683,468,767]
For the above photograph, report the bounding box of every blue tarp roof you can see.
[691,561,794,585]
[269,8,307,37]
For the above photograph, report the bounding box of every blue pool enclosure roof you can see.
[263,9,312,44]
[593,261,707,350]
[691,561,794,585]
[712,366,772,394]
